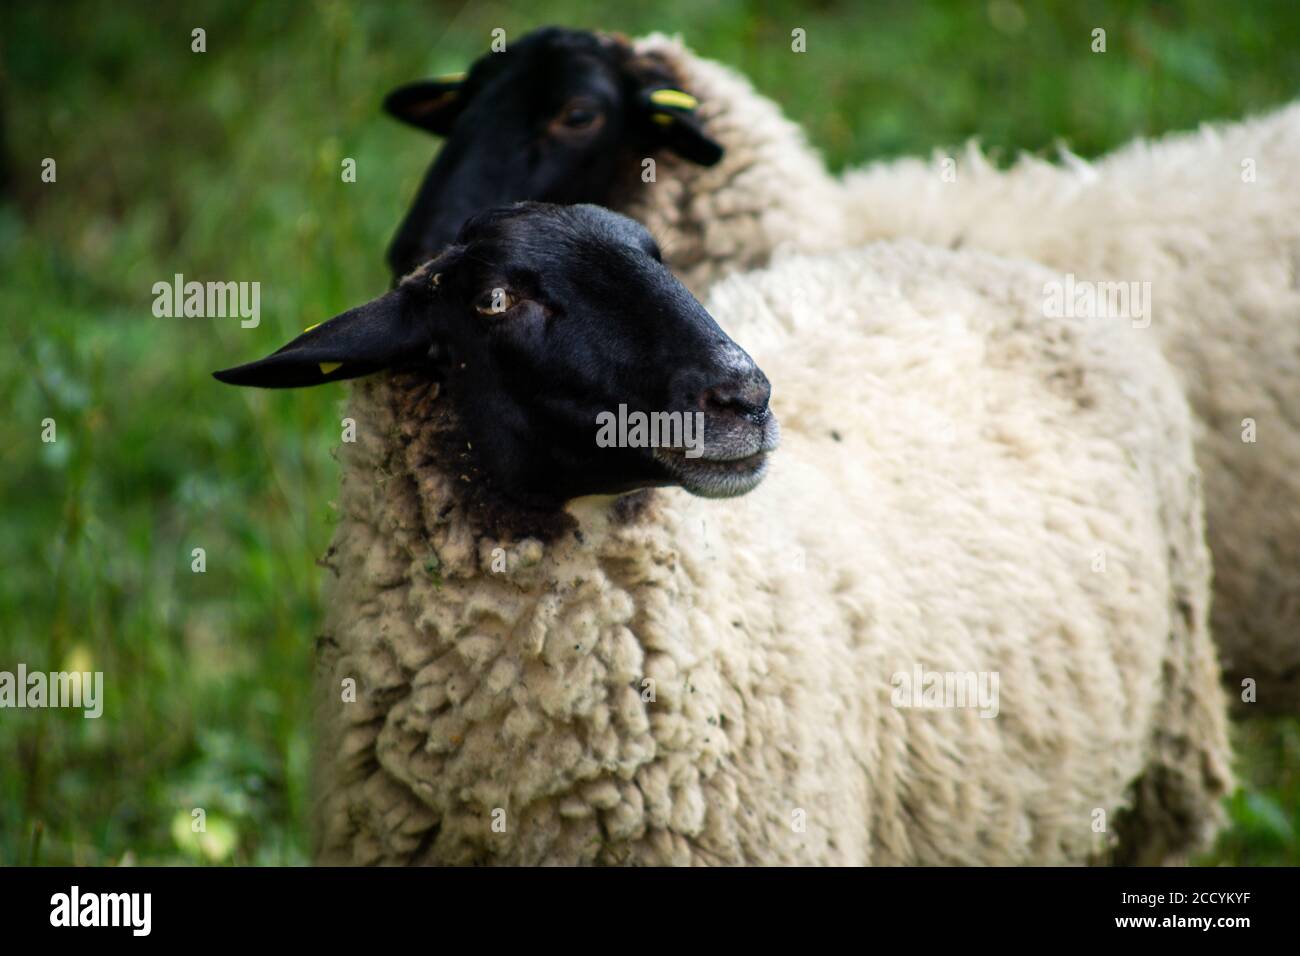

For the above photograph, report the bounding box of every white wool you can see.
[619,33,1297,712]
[618,34,850,298]
[313,241,1230,865]
[841,104,1300,711]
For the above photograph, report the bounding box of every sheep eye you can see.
[561,107,598,129]
[552,97,606,135]
[475,288,516,316]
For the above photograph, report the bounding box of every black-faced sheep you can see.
[383,27,1300,713]
[381,27,843,295]
[215,203,1230,865]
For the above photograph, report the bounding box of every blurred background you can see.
[2,0,1297,865]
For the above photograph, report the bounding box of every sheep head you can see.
[382,26,724,279]
[214,203,776,506]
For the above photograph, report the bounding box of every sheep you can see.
[214,203,1230,865]
[381,27,846,295]
[840,104,1300,713]
[386,30,1299,713]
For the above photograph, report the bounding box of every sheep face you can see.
[214,203,776,505]
[383,26,723,278]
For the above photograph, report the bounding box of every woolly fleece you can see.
[616,34,1298,712]
[312,241,1230,865]
[841,105,1300,712]
[616,34,848,298]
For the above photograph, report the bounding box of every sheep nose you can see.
[699,367,771,424]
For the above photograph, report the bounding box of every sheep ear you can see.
[383,74,467,135]
[213,286,435,389]
[642,88,724,167]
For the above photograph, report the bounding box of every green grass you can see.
[2,0,1298,865]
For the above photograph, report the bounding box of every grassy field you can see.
[2,0,1298,865]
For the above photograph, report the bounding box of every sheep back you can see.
[842,105,1300,712]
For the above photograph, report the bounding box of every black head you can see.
[214,203,775,505]
[383,27,724,279]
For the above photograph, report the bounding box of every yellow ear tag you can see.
[649,89,698,111]
[319,362,342,375]
[427,73,466,104]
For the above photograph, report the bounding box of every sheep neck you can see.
[322,370,716,863]
[615,35,846,298]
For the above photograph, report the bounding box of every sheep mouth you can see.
[654,415,780,498]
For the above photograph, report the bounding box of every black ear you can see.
[383,74,467,135]
[641,88,724,167]
[213,285,435,389]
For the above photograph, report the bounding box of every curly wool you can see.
[312,241,1230,866]
[841,104,1300,712]
[614,34,848,298]
[609,36,1297,711]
